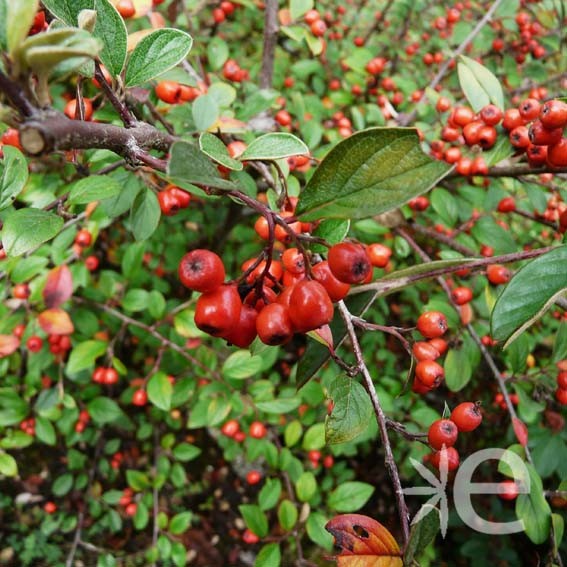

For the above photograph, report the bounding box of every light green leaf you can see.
[259,478,282,511]
[130,188,161,241]
[125,28,193,87]
[169,511,192,535]
[88,397,125,425]
[7,0,39,56]
[147,372,173,411]
[172,443,201,462]
[255,543,281,567]
[255,398,301,414]
[516,464,551,545]
[222,350,263,379]
[327,481,375,512]
[290,0,313,20]
[66,340,107,375]
[206,36,228,70]
[199,133,243,171]
[295,472,317,502]
[295,128,451,221]
[68,175,121,205]
[458,55,505,112]
[192,94,219,131]
[240,133,309,161]
[35,416,56,445]
[444,348,472,392]
[277,499,298,531]
[2,209,63,256]
[93,0,127,76]
[0,452,18,477]
[239,504,268,537]
[326,377,372,444]
[491,246,567,347]
[0,146,28,210]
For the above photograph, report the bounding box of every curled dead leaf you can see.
[43,265,73,308]
[0,335,20,358]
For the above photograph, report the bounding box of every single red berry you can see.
[155,81,182,104]
[104,367,119,385]
[44,502,57,514]
[557,372,567,389]
[85,255,99,271]
[415,360,445,388]
[417,311,448,339]
[27,336,43,353]
[430,446,460,471]
[116,0,136,18]
[221,419,240,437]
[242,529,259,544]
[487,264,511,285]
[256,303,294,346]
[310,19,327,37]
[246,470,262,485]
[428,338,448,355]
[288,280,334,333]
[556,388,567,405]
[518,98,541,121]
[451,106,475,127]
[497,197,516,213]
[223,304,258,349]
[451,286,473,305]
[498,480,519,501]
[132,389,148,406]
[64,98,93,121]
[249,421,267,439]
[323,455,334,468]
[178,249,226,293]
[509,125,530,149]
[282,248,305,275]
[428,419,459,450]
[1,128,22,150]
[539,100,567,129]
[328,242,371,284]
[167,186,191,208]
[212,7,226,23]
[528,121,562,146]
[502,109,524,131]
[479,104,503,126]
[158,190,181,216]
[366,243,392,268]
[275,110,292,127]
[312,261,350,302]
[547,139,567,168]
[412,341,440,361]
[13,283,30,299]
[195,284,242,338]
[125,502,137,516]
[450,402,483,432]
[75,229,92,247]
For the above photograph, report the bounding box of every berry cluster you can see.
[222,59,250,83]
[119,488,137,517]
[555,362,567,406]
[155,80,201,104]
[212,0,237,24]
[157,184,192,216]
[74,409,91,434]
[426,402,483,472]
[19,417,36,436]
[92,366,120,385]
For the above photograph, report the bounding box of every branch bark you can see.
[259,0,279,89]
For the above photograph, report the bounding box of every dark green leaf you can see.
[199,133,243,170]
[295,128,450,221]
[93,0,127,76]
[53,473,74,496]
[35,416,56,445]
[295,472,317,502]
[404,505,440,565]
[327,482,375,512]
[516,464,551,545]
[126,469,151,490]
[444,348,472,392]
[41,0,94,25]
[255,398,301,414]
[66,340,107,375]
[147,372,173,411]
[169,511,192,535]
[491,246,567,347]
[125,28,193,87]
[172,443,201,462]
[2,209,63,256]
[239,504,269,537]
[68,175,121,205]
[192,94,219,131]
[222,350,263,379]
[87,397,124,425]
[259,478,282,511]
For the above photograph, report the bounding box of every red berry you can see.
[415,360,445,388]
[412,341,440,361]
[428,419,458,450]
[13,283,30,299]
[430,446,460,471]
[178,249,225,293]
[85,255,99,271]
[75,229,92,247]
[547,139,567,168]
[116,0,135,18]
[44,502,57,514]
[366,243,392,268]
[158,190,181,216]
[416,311,448,339]
[195,284,242,338]
[539,100,567,129]
[498,480,519,500]
[497,197,516,213]
[528,121,562,146]
[223,304,258,348]
[479,104,503,126]
[557,372,567,389]
[242,529,259,544]
[450,402,483,432]
[451,286,473,305]
[518,98,541,121]
[249,421,267,439]
[103,367,119,385]
[27,336,43,353]
[556,388,567,405]
[312,261,350,302]
[256,303,294,346]
[288,280,334,333]
[221,419,240,437]
[282,248,305,275]
[246,470,262,485]
[125,502,137,516]
[132,389,148,406]
[487,264,511,285]
[328,242,371,284]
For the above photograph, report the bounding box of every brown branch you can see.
[259,0,279,90]
[19,112,173,169]
[94,62,137,127]
[0,69,36,117]
[409,221,477,256]
[338,300,410,545]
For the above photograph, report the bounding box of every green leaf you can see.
[0,452,18,477]
[134,500,149,530]
[169,511,192,535]
[125,28,193,87]
[290,0,313,20]
[444,348,472,392]
[327,482,375,512]
[404,505,440,565]
[126,469,151,490]
[295,128,450,221]
[87,397,124,425]
[0,146,29,210]
[147,372,173,411]
[206,36,228,70]
[207,83,236,108]
[7,0,39,57]
[68,175,121,205]
[255,543,281,567]
[199,133,243,171]
[516,464,552,545]
[172,443,201,462]
[167,141,236,191]
[431,187,458,227]
[2,209,63,256]
[552,322,567,363]
[552,514,564,555]
[491,246,567,347]
[122,289,149,312]
[0,390,28,427]
[171,542,187,567]
[35,416,56,445]
[326,377,373,444]
[284,420,302,447]
[306,512,334,551]
[311,219,350,254]
[240,133,309,161]
[0,0,7,51]
[41,0,94,25]
[93,0,127,76]
[130,188,161,241]
[222,350,263,379]
[239,504,268,537]
[66,340,107,374]
[259,478,282,511]
[0,431,34,449]
[295,472,317,502]
[458,55,504,112]
[277,499,298,531]
[53,473,74,496]
[192,94,219,132]
[255,398,301,414]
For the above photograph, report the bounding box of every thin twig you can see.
[259,0,279,90]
